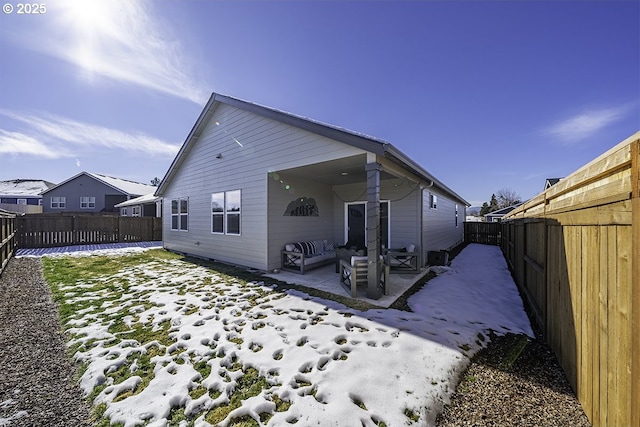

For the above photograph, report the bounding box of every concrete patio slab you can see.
[264,264,430,308]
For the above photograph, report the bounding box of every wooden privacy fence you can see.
[0,211,17,277]
[16,215,162,248]
[464,221,501,245]
[501,132,639,427]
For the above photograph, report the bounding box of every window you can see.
[455,204,459,228]
[211,190,241,235]
[171,198,188,231]
[429,193,437,210]
[211,193,224,233]
[226,190,241,235]
[17,199,27,205]
[80,196,96,209]
[51,196,66,209]
[132,206,140,217]
[121,207,128,216]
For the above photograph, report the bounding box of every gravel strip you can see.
[436,330,592,427]
[0,257,92,427]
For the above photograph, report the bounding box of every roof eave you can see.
[384,145,470,206]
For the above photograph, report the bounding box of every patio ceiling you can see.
[276,154,399,186]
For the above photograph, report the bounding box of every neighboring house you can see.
[0,179,55,213]
[42,172,156,213]
[156,93,469,298]
[484,203,523,222]
[115,193,162,217]
[544,178,562,190]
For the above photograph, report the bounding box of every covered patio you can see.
[269,152,432,301]
[265,263,431,308]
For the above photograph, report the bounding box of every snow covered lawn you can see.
[43,244,532,427]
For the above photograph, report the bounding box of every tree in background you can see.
[496,187,522,209]
[479,202,490,216]
[479,189,522,216]
[151,177,161,186]
[479,194,499,216]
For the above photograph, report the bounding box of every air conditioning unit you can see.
[427,250,449,266]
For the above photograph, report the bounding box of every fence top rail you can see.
[505,131,639,220]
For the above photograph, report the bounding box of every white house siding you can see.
[162,103,365,271]
[267,175,334,270]
[332,178,421,251]
[421,188,464,262]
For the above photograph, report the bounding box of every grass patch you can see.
[404,407,420,422]
[44,248,393,426]
[204,367,270,425]
[497,334,530,370]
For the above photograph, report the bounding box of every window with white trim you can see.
[51,196,66,209]
[211,190,241,235]
[80,196,96,209]
[455,204,459,227]
[132,206,140,217]
[17,199,26,205]
[171,198,188,231]
[429,193,437,210]
[121,207,128,216]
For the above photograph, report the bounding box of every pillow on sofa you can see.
[293,241,316,256]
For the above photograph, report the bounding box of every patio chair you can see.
[339,255,389,297]
[385,244,419,272]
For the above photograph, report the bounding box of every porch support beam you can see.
[365,161,382,299]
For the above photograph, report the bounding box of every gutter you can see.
[383,145,470,206]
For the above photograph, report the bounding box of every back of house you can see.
[156,93,469,273]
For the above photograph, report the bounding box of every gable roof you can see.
[157,92,469,206]
[42,172,156,196]
[485,203,524,217]
[0,179,55,197]
[544,178,562,190]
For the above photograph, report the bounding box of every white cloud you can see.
[0,110,181,158]
[0,130,64,158]
[544,105,631,143]
[19,0,209,104]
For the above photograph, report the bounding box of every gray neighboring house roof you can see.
[485,203,524,221]
[544,178,563,190]
[42,172,156,196]
[156,92,470,207]
[0,179,56,197]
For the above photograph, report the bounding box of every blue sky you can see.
[1,0,638,206]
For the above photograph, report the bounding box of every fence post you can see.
[0,212,17,277]
[631,138,639,427]
[71,215,77,245]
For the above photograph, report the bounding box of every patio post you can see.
[365,162,382,299]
